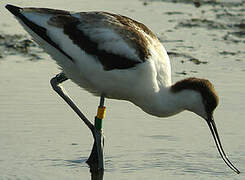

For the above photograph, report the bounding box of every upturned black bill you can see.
[206,116,240,174]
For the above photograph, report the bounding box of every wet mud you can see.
[0,33,43,61]
[146,0,245,76]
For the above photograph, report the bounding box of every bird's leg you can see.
[87,95,106,171]
[50,73,94,132]
[50,73,105,171]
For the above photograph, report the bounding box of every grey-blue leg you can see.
[50,72,105,172]
[50,73,94,131]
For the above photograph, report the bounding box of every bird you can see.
[5,4,240,174]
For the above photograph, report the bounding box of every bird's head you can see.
[171,77,240,174]
[171,77,219,119]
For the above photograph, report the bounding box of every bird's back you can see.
[9,6,172,100]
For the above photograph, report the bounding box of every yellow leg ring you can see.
[97,106,106,120]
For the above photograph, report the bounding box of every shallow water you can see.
[0,0,245,179]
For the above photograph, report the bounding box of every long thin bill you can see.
[206,117,240,174]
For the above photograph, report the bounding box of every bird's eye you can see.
[203,99,208,106]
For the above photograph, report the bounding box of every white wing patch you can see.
[80,26,141,62]
[21,11,142,63]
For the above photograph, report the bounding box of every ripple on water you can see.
[146,134,178,141]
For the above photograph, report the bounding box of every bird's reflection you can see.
[89,168,104,180]
[65,156,104,180]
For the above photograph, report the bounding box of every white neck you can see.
[132,85,206,118]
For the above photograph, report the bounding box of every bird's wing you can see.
[49,11,153,70]
[9,5,158,70]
